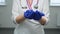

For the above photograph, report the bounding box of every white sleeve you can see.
[43,0,50,24]
[12,0,20,24]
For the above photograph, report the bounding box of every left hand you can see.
[33,10,45,20]
[39,16,47,25]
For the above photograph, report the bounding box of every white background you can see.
[50,0,60,6]
[0,0,5,2]
[0,0,6,5]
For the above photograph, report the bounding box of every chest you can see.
[18,0,44,14]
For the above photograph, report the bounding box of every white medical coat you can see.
[12,0,49,34]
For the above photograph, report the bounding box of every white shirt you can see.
[12,0,49,34]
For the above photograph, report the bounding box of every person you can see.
[12,0,49,34]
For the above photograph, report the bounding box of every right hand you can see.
[24,9,35,19]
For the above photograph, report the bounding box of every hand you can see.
[24,9,35,19]
[33,10,45,20]
[39,16,47,25]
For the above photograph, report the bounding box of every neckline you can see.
[20,0,39,9]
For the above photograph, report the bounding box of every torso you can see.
[14,0,45,34]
